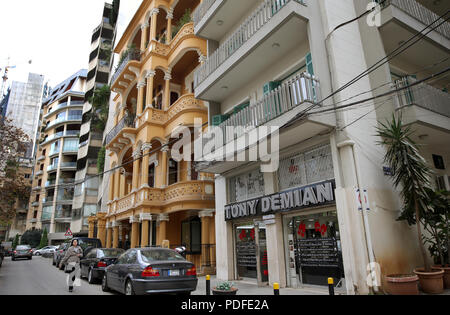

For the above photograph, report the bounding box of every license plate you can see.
[169,270,180,276]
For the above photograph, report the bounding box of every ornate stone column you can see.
[146,70,156,108]
[130,216,140,249]
[119,168,126,198]
[164,69,172,110]
[112,222,119,248]
[166,9,174,44]
[137,80,146,116]
[150,8,159,41]
[88,217,96,239]
[132,148,141,191]
[114,168,120,200]
[141,22,149,51]
[97,214,107,248]
[140,213,153,248]
[160,145,169,188]
[157,214,170,246]
[141,143,153,187]
[106,223,113,249]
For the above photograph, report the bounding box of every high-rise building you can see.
[192,0,449,294]
[26,70,86,244]
[4,73,45,157]
[87,0,217,275]
[71,1,120,237]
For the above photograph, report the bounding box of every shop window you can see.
[181,217,201,254]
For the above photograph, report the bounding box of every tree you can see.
[21,229,42,248]
[377,115,434,271]
[89,85,111,133]
[38,228,48,249]
[12,234,20,249]
[97,146,106,175]
[0,117,31,224]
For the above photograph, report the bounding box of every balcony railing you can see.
[41,130,79,146]
[392,77,450,117]
[380,0,450,39]
[54,210,72,219]
[210,72,320,146]
[193,0,217,26]
[111,50,141,84]
[194,0,305,87]
[106,114,135,145]
[47,164,58,172]
[60,162,77,169]
[46,115,82,130]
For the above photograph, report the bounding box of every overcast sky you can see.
[0,0,142,89]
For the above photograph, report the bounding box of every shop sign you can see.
[225,180,336,221]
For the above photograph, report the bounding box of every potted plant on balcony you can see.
[212,281,238,295]
[377,115,444,294]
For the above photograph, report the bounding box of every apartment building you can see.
[72,1,120,237]
[88,0,217,274]
[4,73,45,157]
[193,0,449,294]
[26,70,87,244]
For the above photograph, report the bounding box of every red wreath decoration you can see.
[297,223,306,238]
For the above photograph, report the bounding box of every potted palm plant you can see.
[212,281,238,295]
[377,115,444,294]
[422,189,450,289]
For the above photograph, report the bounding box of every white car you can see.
[34,246,58,256]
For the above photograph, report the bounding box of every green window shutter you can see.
[306,52,314,76]
[212,114,230,126]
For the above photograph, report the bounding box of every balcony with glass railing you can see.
[47,164,59,173]
[44,101,84,119]
[45,115,82,130]
[40,130,79,146]
[59,162,77,169]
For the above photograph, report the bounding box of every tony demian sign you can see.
[225,180,336,221]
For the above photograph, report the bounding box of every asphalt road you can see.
[0,256,114,295]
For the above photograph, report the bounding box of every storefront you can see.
[224,144,344,288]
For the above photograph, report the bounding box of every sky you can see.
[0,0,142,90]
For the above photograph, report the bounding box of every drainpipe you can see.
[337,140,379,294]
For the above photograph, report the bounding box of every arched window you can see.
[148,164,155,188]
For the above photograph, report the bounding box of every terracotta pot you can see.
[414,268,444,294]
[385,274,419,295]
[212,287,238,295]
[432,265,450,289]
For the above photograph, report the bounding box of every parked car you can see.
[101,248,198,295]
[80,248,125,284]
[53,243,69,267]
[12,245,33,261]
[0,247,4,268]
[57,238,102,270]
[34,246,58,256]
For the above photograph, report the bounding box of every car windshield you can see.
[98,249,124,258]
[140,249,185,263]
[16,246,30,250]
[78,240,99,250]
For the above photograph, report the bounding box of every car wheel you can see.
[101,274,110,292]
[88,269,96,284]
[29,257,32,260]
[125,280,135,296]
[12,257,15,261]
[52,259,56,266]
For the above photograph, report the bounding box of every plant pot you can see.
[385,274,419,295]
[432,265,450,289]
[414,268,444,294]
[212,287,238,295]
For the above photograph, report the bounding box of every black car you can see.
[80,248,125,284]
[57,238,103,270]
[12,245,33,261]
[102,248,198,295]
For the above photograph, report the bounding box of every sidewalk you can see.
[192,276,343,295]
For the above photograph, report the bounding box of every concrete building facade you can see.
[193,0,449,294]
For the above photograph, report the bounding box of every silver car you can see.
[34,246,57,256]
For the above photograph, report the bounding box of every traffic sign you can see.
[64,229,73,237]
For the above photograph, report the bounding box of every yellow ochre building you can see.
[88,0,216,275]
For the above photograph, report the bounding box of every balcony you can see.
[59,162,77,170]
[378,0,450,73]
[40,130,79,146]
[194,0,309,102]
[193,0,262,41]
[31,201,40,207]
[35,170,44,177]
[105,114,135,146]
[45,115,82,131]
[110,50,141,85]
[29,218,38,224]
[44,101,84,119]
[47,164,58,173]
[108,181,215,216]
[392,77,450,131]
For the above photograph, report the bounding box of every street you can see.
[0,256,113,295]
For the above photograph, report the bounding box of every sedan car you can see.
[12,245,33,261]
[53,243,69,267]
[34,246,57,256]
[80,248,125,284]
[102,248,198,295]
